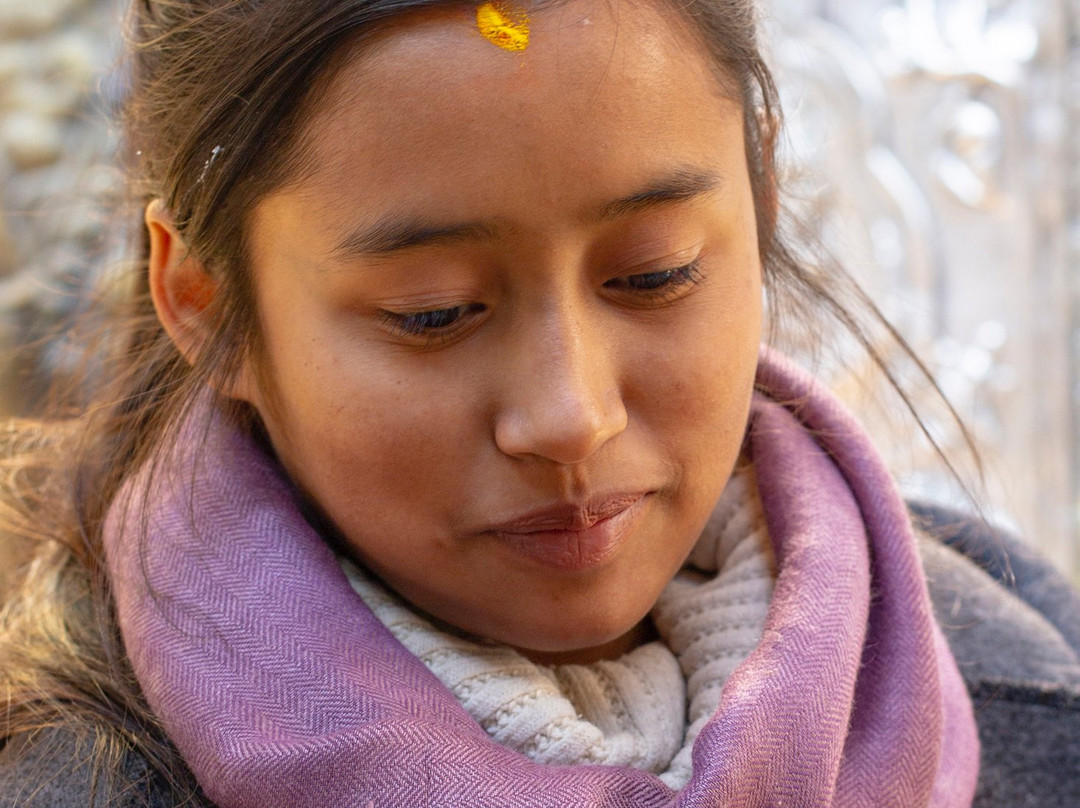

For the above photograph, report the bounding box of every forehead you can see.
[273,0,742,231]
[323,0,726,103]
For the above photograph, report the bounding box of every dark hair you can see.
[0,0,976,796]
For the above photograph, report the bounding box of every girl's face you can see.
[240,0,762,662]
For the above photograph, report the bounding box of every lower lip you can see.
[489,496,649,571]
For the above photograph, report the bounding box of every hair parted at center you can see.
[0,0,976,798]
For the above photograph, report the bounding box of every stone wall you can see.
[0,0,118,413]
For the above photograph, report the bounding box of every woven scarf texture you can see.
[103,350,980,807]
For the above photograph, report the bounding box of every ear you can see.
[752,107,780,244]
[146,200,260,404]
[758,107,779,184]
[146,200,218,363]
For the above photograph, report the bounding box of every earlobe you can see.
[146,200,218,365]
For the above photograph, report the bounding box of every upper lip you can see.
[482,492,649,534]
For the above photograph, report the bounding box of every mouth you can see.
[483,492,651,571]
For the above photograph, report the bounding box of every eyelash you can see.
[380,262,703,342]
[380,303,485,339]
[603,262,703,300]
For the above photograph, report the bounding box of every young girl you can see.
[1,0,1078,805]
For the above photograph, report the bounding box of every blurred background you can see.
[0,0,1077,583]
[762,0,1079,586]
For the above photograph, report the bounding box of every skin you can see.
[149,0,763,664]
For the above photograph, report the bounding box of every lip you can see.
[483,492,650,571]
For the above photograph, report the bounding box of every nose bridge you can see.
[494,295,627,464]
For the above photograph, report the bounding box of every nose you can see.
[493,308,628,465]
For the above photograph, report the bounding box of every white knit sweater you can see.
[343,464,776,788]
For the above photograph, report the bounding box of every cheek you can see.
[633,274,761,424]
[628,271,762,513]
[250,319,479,520]
[290,367,473,473]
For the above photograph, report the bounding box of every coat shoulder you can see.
[0,726,211,808]
[911,501,1080,808]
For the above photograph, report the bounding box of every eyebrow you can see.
[597,168,724,221]
[332,167,724,258]
[333,220,497,258]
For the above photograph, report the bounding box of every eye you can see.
[380,303,485,341]
[604,263,703,300]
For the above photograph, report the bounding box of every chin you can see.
[502,614,654,666]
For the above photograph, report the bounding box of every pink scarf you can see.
[104,350,979,807]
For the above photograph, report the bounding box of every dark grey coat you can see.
[2,505,1078,807]
[911,502,1080,808]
